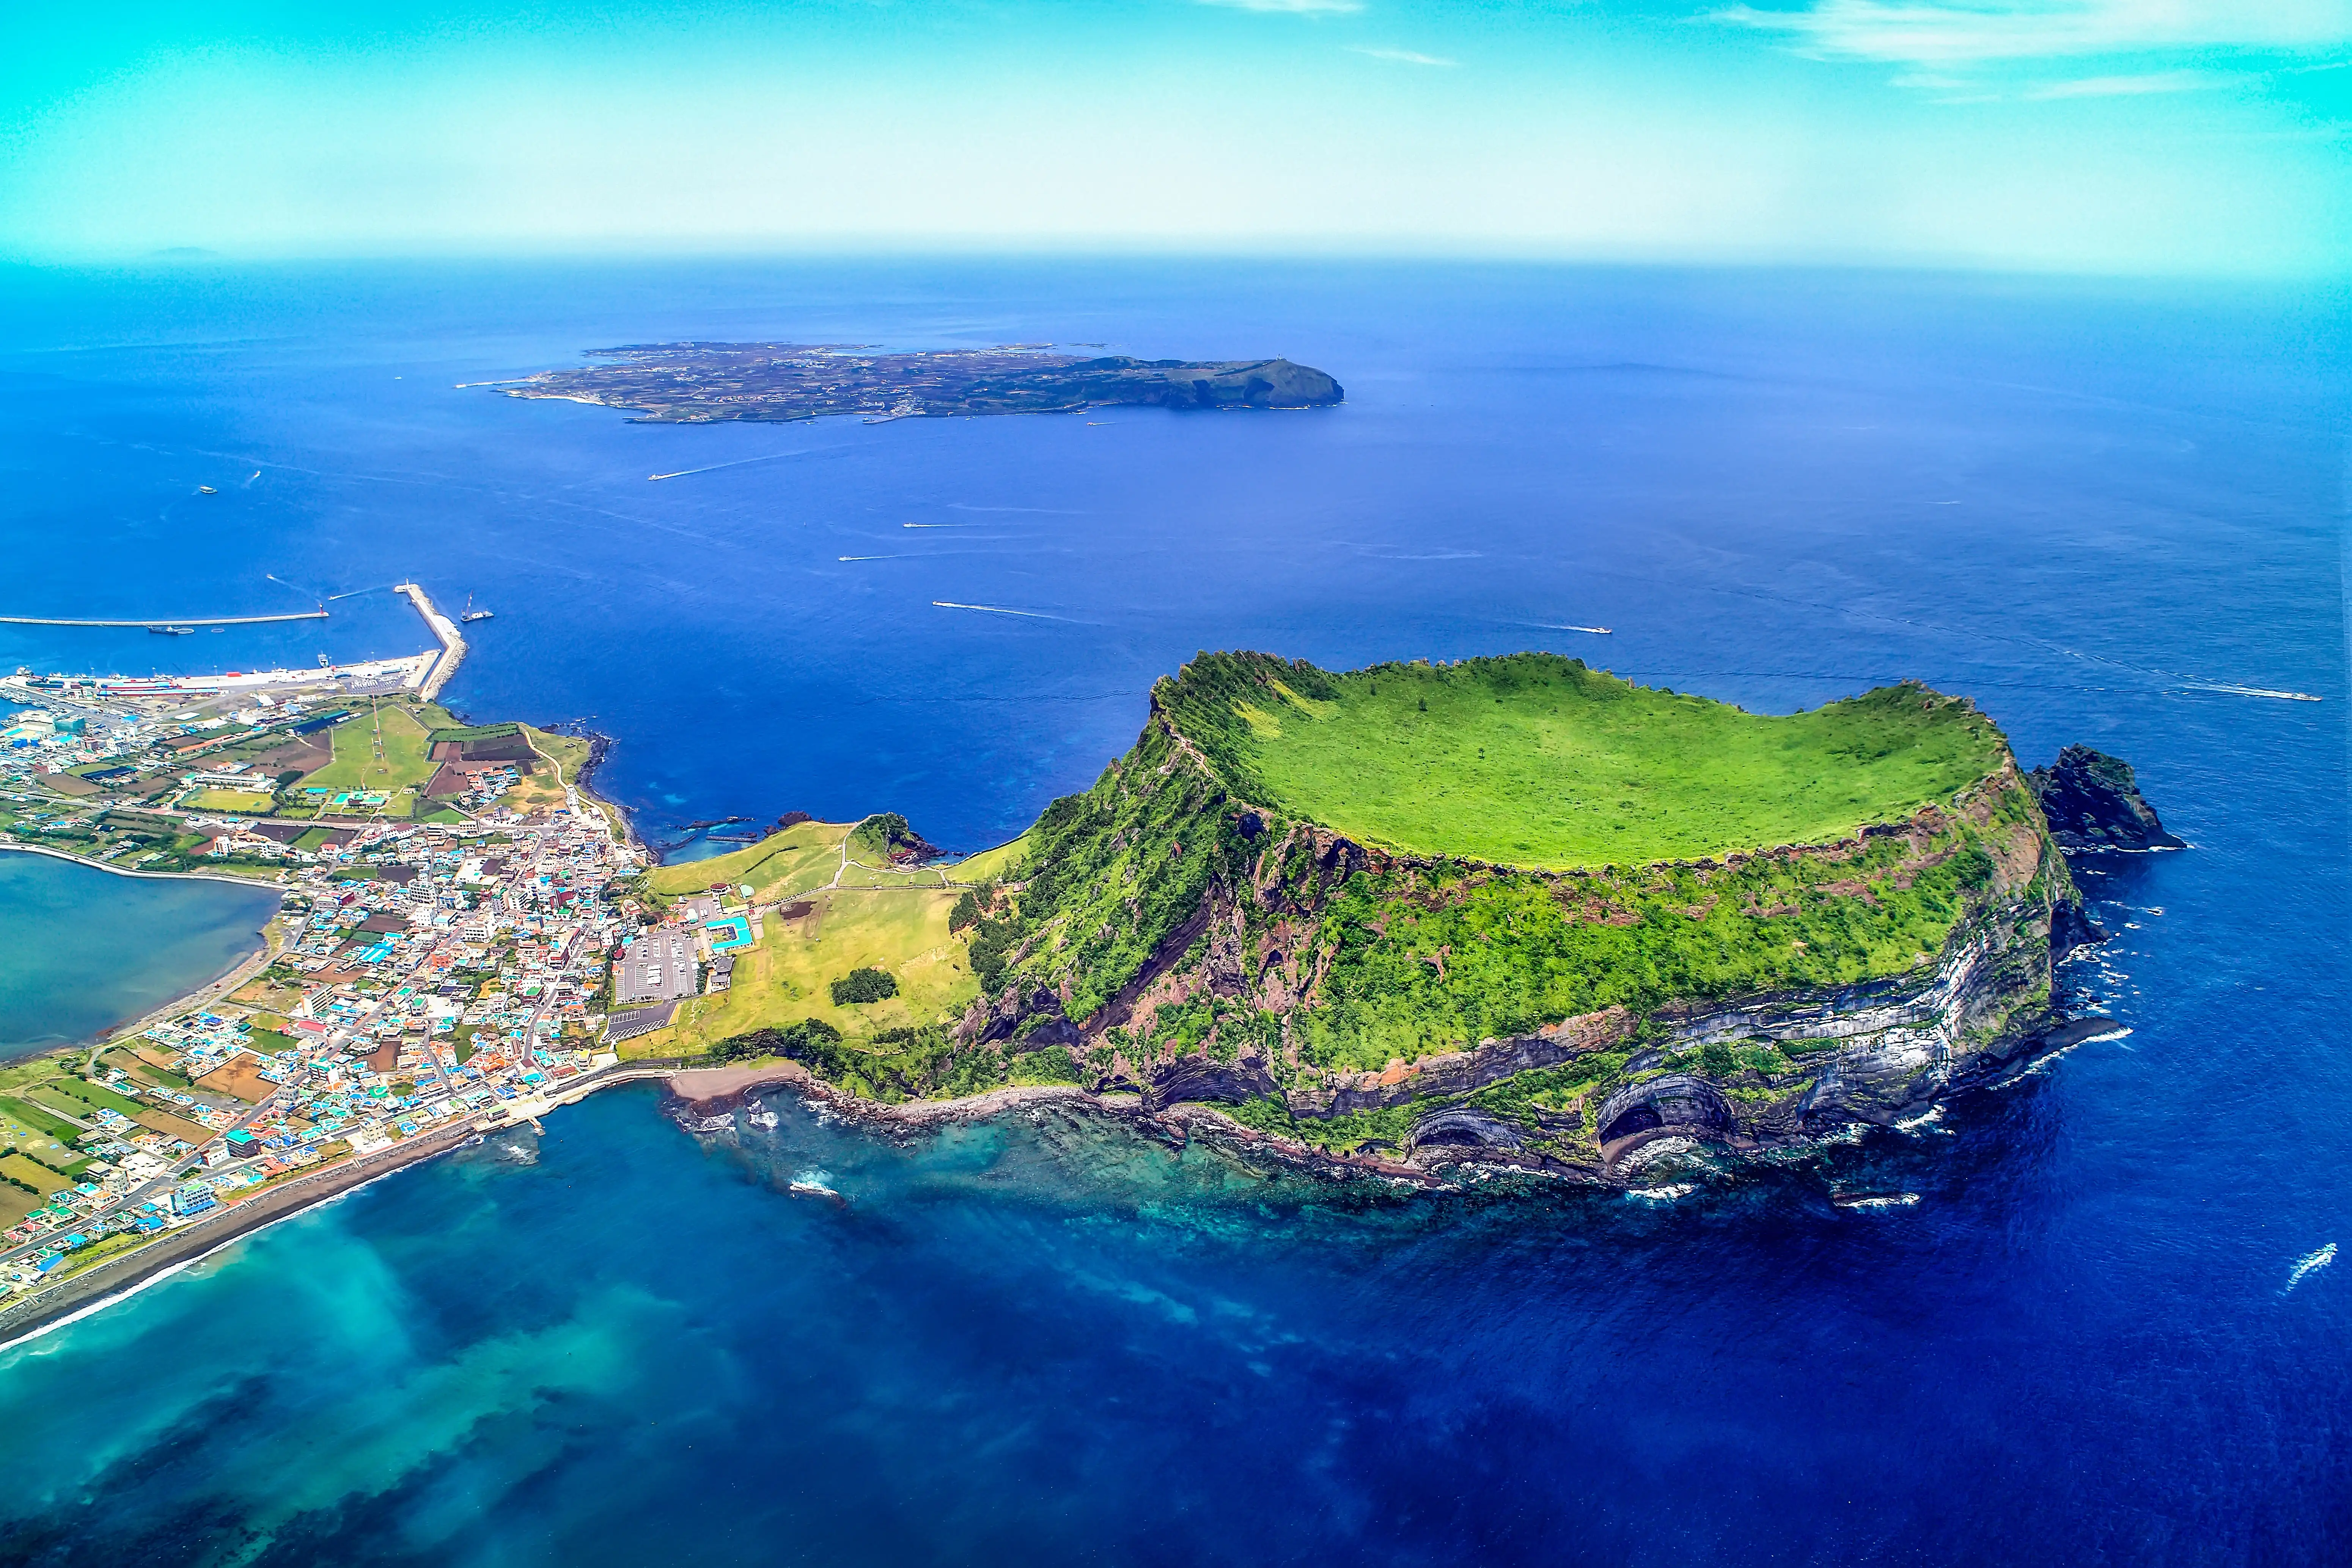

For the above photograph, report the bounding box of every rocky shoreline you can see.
[663,1002,2120,1189]
[0,935,2129,1347]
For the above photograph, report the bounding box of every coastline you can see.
[0,997,2117,1345]
[655,1059,1439,1181]
[0,666,2121,1343]
[0,1117,481,1351]
[0,839,286,891]
[87,920,287,1060]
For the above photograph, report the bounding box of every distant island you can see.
[499,342,1344,423]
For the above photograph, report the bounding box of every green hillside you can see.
[642,820,848,903]
[684,648,2072,1169]
[1161,652,2008,869]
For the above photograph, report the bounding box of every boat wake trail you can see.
[932,600,1082,622]
[2183,683,2324,703]
[648,446,838,482]
[2282,1242,2336,1295]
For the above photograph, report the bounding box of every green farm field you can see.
[1173,653,2009,869]
[0,1152,71,1199]
[0,1105,82,1180]
[184,789,278,814]
[299,704,436,797]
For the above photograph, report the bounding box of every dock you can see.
[394,582,465,701]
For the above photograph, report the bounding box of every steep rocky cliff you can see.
[953,652,2099,1180]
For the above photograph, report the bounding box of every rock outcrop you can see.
[2028,745,2185,851]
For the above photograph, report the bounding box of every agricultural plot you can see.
[297,704,436,800]
[184,789,279,814]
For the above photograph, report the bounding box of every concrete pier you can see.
[394,582,466,701]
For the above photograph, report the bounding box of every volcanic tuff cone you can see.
[957,651,2086,1175]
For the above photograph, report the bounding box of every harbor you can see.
[1,580,471,704]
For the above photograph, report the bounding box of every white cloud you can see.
[1712,1,2352,65]
[1195,0,1364,13]
[2026,68,2234,96]
[1349,47,1461,66]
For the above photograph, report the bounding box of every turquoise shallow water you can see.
[0,850,279,1061]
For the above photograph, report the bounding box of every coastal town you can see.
[0,591,761,1313]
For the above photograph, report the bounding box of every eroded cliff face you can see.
[958,714,2086,1181]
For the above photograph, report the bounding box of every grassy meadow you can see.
[643,820,851,903]
[1176,652,2008,869]
[947,833,1030,883]
[184,789,280,814]
[623,886,979,1058]
[299,703,435,794]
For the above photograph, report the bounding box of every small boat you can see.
[146,625,195,636]
[197,485,217,495]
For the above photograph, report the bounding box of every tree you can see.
[829,967,899,1005]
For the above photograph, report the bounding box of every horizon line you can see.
[0,242,2342,285]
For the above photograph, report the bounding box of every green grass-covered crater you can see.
[1162,651,2006,869]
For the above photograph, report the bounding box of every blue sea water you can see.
[0,260,2344,1564]
[0,851,278,1062]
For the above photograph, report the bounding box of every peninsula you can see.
[0,643,2176,1341]
[499,343,1344,423]
[669,652,2116,1179]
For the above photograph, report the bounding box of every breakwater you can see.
[394,581,465,700]
[0,611,328,627]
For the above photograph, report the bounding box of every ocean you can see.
[0,259,2343,1564]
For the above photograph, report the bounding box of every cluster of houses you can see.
[0,779,651,1300]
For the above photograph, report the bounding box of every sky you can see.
[0,1,2346,273]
